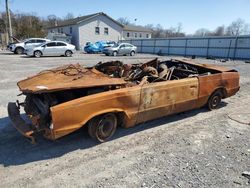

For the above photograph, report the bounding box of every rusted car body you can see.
[8,58,240,143]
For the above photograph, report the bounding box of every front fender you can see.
[49,87,141,139]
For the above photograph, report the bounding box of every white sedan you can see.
[25,41,76,57]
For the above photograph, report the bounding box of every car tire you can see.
[130,51,135,56]
[207,90,222,110]
[65,50,73,57]
[113,51,118,56]
[88,113,117,142]
[34,50,42,58]
[15,47,24,55]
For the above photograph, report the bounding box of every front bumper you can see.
[7,102,36,144]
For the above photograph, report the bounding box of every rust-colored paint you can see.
[18,64,127,94]
[50,85,141,139]
[8,59,240,141]
[136,77,199,124]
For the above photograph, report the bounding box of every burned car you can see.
[8,58,240,143]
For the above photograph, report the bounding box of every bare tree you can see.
[64,13,74,20]
[117,17,131,25]
[47,14,60,27]
[194,28,211,37]
[145,24,154,30]
[226,18,247,36]
[176,22,183,33]
[213,25,225,36]
[153,24,164,38]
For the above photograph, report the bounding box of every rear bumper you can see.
[226,86,240,98]
[7,102,36,144]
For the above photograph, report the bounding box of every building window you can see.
[146,34,149,38]
[95,27,100,35]
[135,33,137,38]
[61,28,63,33]
[70,27,72,34]
[139,33,142,38]
[127,32,130,37]
[58,28,60,33]
[104,27,109,35]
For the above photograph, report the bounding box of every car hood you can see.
[17,64,127,94]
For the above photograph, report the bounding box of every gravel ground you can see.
[0,51,249,188]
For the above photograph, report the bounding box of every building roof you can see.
[123,25,153,33]
[47,12,153,33]
[47,12,124,29]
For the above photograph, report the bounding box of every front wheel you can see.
[15,47,24,54]
[88,113,117,142]
[34,50,42,58]
[65,50,73,57]
[130,51,135,56]
[207,91,222,110]
[113,51,118,56]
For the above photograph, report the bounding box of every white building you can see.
[123,25,152,40]
[47,12,152,50]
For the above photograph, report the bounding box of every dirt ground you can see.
[0,51,249,188]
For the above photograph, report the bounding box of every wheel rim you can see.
[131,51,135,56]
[209,93,221,110]
[211,96,220,108]
[113,52,117,56]
[17,48,23,54]
[35,51,41,57]
[66,51,72,57]
[96,114,117,142]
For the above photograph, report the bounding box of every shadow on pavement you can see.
[0,102,227,167]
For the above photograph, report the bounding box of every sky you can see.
[0,0,250,34]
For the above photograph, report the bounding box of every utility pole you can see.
[5,0,13,43]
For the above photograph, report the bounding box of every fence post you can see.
[153,39,156,54]
[184,38,187,57]
[167,39,170,55]
[206,38,210,58]
[140,39,143,53]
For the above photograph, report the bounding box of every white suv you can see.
[9,38,50,54]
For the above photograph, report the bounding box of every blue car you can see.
[84,41,116,53]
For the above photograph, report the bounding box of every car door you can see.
[125,44,132,54]
[136,77,199,124]
[56,42,67,55]
[118,44,126,55]
[42,42,57,56]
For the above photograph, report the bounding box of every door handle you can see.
[190,85,197,88]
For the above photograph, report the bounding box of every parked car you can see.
[6,36,21,51]
[102,43,137,56]
[8,58,239,143]
[9,38,50,54]
[25,41,76,57]
[84,41,116,53]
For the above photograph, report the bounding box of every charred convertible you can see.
[8,58,240,143]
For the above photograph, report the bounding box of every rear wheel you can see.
[88,113,117,142]
[113,51,118,56]
[34,50,42,58]
[207,90,222,110]
[130,51,135,56]
[15,47,24,54]
[65,50,72,57]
